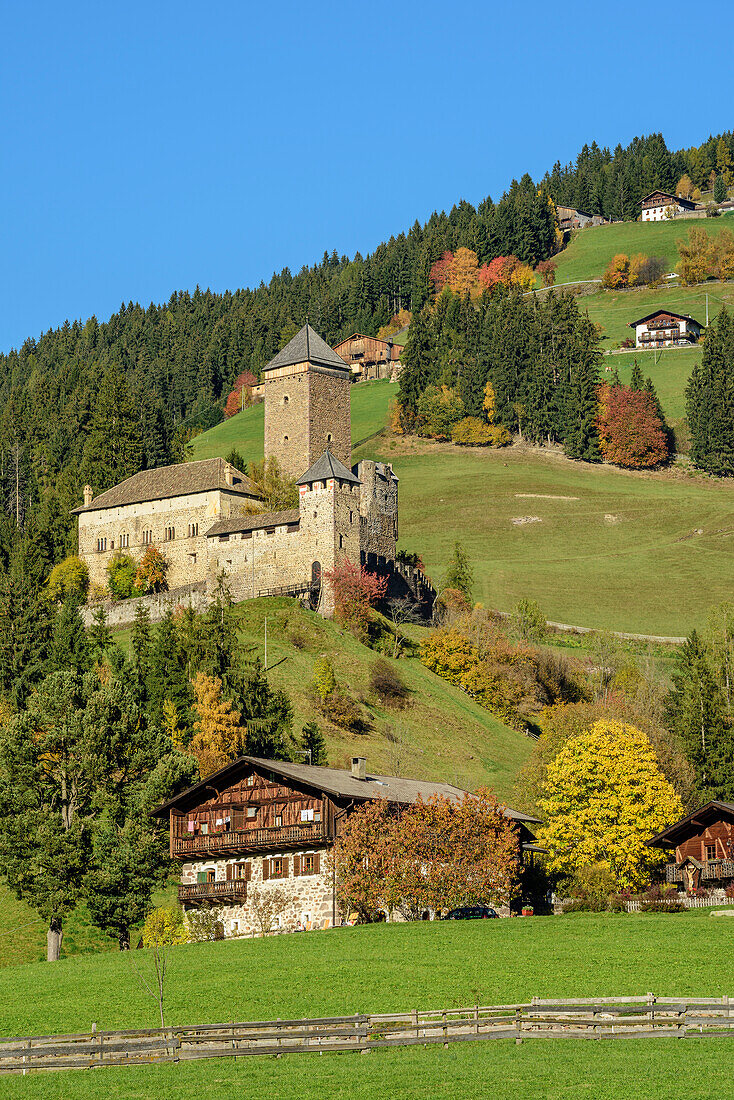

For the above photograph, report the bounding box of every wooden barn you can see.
[333,333,400,380]
[646,801,734,894]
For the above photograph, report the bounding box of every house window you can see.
[314,810,321,823]
[142,529,153,546]
[119,532,129,549]
[327,433,333,443]
[247,775,255,787]
[272,857,284,878]
[303,855,315,874]
[96,537,107,552]
[275,814,282,827]
[706,844,716,861]
[207,869,216,883]
[164,526,175,541]
[247,806,257,818]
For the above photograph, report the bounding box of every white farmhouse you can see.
[640,190,698,222]
[628,309,703,349]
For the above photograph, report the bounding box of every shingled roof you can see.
[151,754,542,823]
[72,458,258,514]
[263,324,349,374]
[205,508,300,537]
[296,449,360,486]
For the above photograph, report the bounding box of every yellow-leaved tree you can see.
[189,672,244,779]
[537,720,683,890]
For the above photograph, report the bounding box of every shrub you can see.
[312,656,337,703]
[451,417,511,447]
[511,598,547,643]
[142,905,187,947]
[322,690,370,734]
[184,908,225,942]
[47,556,89,602]
[107,553,141,600]
[639,900,685,913]
[370,659,411,708]
[416,385,465,440]
[135,546,169,594]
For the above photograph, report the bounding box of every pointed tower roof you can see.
[263,324,349,374]
[296,449,360,486]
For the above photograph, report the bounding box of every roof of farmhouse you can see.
[640,190,698,209]
[206,508,301,537]
[151,754,542,823]
[646,801,734,849]
[72,458,257,514]
[263,323,349,374]
[628,310,702,327]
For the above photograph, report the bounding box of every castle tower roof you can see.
[296,449,360,486]
[263,324,349,374]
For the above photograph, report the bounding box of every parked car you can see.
[442,906,498,920]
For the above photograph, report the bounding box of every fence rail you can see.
[4,995,734,1074]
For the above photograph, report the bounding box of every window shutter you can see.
[282,857,289,878]
[262,859,270,882]
[226,863,233,881]
[245,862,252,882]
[293,855,301,876]
[197,871,207,884]
[314,853,321,873]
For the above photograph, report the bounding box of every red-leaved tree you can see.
[324,558,388,635]
[478,255,520,292]
[224,370,258,418]
[333,790,520,922]
[596,384,668,468]
[429,251,454,297]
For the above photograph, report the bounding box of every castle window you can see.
[327,433,333,443]
[189,553,197,564]
[110,540,115,550]
[283,435,289,444]
[219,534,230,543]
[120,532,130,548]
[142,529,153,546]
[349,511,353,523]
[164,526,175,542]
[283,395,289,405]
[96,537,107,552]
[188,523,199,538]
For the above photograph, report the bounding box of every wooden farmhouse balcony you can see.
[665,859,734,884]
[172,823,327,858]
[178,880,247,905]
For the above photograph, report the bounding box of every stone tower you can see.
[262,324,351,477]
[296,450,362,616]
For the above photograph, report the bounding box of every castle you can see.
[75,324,406,617]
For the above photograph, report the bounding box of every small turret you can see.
[83,485,93,507]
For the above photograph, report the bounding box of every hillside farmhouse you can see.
[556,206,606,232]
[332,333,401,381]
[647,801,734,894]
[152,754,542,933]
[628,310,702,349]
[75,324,427,618]
[640,191,699,221]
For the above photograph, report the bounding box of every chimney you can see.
[83,485,93,507]
[351,756,366,781]
[224,463,234,487]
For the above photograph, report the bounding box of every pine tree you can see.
[147,610,192,734]
[630,361,644,390]
[301,721,328,766]
[130,604,152,708]
[0,537,53,706]
[686,307,734,475]
[88,606,113,659]
[398,307,438,417]
[81,362,143,493]
[714,173,728,204]
[442,541,474,600]
[242,666,293,760]
[50,596,90,674]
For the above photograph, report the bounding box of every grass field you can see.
[553,217,734,286]
[2,911,734,1036]
[188,380,396,464]
[5,1039,734,1100]
[4,912,734,1098]
[361,441,734,636]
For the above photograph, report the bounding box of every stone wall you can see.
[263,364,311,477]
[181,847,334,936]
[307,368,351,468]
[81,580,211,628]
[357,460,398,563]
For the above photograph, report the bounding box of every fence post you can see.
[474,1004,479,1035]
[442,1010,448,1049]
[276,1018,281,1059]
[515,1007,522,1045]
[412,1008,419,1043]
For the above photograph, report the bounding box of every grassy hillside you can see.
[553,217,734,285]
[3,911,734,1036]
[188,380,396,464]
[358,440,734,637]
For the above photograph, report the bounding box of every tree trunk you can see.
[119,928,131,951]
[47,916,63,962]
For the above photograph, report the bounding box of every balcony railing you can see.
[178,880,247,904]
[665,860,734,883]
[172,823,327,857]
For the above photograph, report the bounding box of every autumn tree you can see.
[47,556,89,603]
[676,174,693,199]
[324,559,387,635]
[246,455,298,511]
[377,309,412,340]
[135,547,168,594]
[448,247,480,297]
[596,383,668,468]
[188,672,244,779]
[677,227,715,285]
[416,385,465,439]
[224,370,258,418]
[537,720,683,890]
[601,254,630,289]
[536,258,557,287]
[429,251,454,298]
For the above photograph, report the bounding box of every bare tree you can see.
[386,597,421,659]
[248,885,290,936]
[130,940,170,1028]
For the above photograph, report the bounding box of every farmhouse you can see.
[74,324,426,618]
[332,333,401,381]
[647,801,734,894]
[628,310,703,349]
[556,206,606,232]
[152,755,541,934]
[640,190,698,222]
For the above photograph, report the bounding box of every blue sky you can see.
[1,0,732,352]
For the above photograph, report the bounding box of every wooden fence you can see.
[4,996,734,1074]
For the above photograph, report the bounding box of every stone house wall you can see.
[78,488,253,590]
[181,847,334,936]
